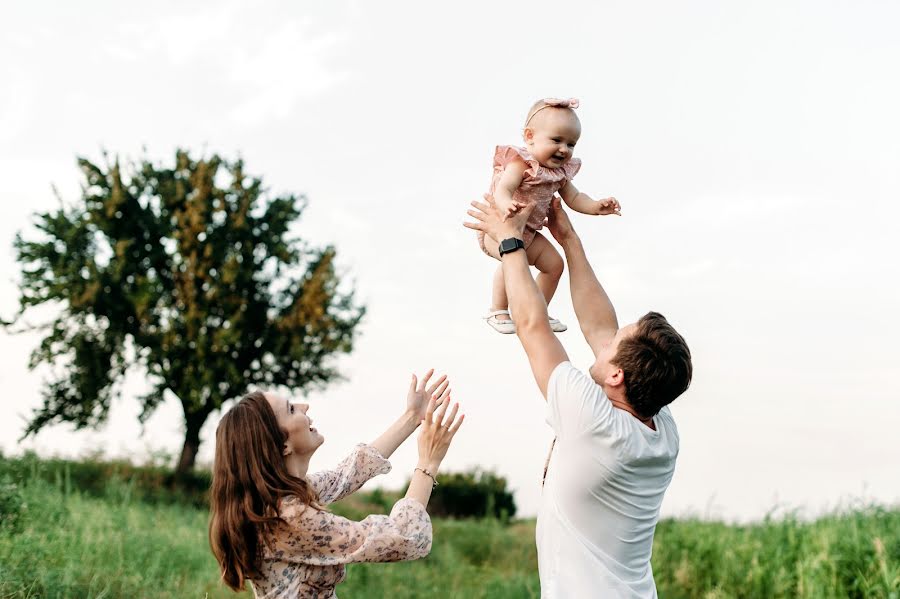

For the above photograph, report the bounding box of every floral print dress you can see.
[249,444,432,599]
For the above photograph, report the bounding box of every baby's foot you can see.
[548,317,568,333]
[485,310,516,334]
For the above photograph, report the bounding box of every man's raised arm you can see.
[464,200,568,398]
[547,198,619,356]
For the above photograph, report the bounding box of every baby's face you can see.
[525,109,582,168]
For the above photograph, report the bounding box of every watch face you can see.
[500,238,523,255]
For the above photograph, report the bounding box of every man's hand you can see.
[592,197,622,216]
[467,196,568,399]
[464,194,535,241]
[547,196,577,244]
[548,199,620,357]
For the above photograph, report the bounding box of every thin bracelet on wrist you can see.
[414,467,438,489]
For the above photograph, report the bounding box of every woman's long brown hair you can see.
[209,391,321,591]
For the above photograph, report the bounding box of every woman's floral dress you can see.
[249,444,432,598]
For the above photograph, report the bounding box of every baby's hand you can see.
[498,199,528,221]
[593,197,621,216]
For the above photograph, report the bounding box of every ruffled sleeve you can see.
[494,145,541,180]
[306,443,391,505]
[562,157,582,180]
[274,497,433,565]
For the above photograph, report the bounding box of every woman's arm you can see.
[306,444,392,505]
[308,371,451,505]
[368,414,419,460]
[369,369,449,459]
[559,181,621,216]
[404,395,463,506]
[280,497,434,565]
[279,398,463,566]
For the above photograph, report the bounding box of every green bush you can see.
[0,455,519,523]
[0,452,211,508]
[0,476,26,534]
[408,468,516,520]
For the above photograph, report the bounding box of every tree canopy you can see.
[9,150,364,473]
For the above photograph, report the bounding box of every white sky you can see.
[1,0,898,521]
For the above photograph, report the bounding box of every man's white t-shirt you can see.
[537,361,679,598]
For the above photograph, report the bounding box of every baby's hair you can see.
[524,100,551,129]
[523,98,580,130]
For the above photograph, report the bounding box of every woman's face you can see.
[265,392,324,458]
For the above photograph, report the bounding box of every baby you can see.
[478,98,622,334]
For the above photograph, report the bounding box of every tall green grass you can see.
[0,456,897,598]
[653,510,899,598]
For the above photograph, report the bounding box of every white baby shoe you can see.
[484,310,517,334]
[548,317,568,333]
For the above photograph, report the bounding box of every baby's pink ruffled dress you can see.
[478,145,581,256]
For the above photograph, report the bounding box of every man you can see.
[465,197,692,598]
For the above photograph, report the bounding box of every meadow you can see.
[0,455,897,598]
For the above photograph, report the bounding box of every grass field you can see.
[0,458,897,598]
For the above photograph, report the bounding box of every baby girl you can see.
[478,98,622,334]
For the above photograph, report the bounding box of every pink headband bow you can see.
[543,97,580,109]
[525,97,580,127]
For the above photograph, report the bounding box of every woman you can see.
[209,370,464,598]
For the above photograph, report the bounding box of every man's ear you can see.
[606,367,625,389]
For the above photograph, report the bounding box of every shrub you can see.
[0,476,26,534]
[0,452,211,508]
[408,468,516,520]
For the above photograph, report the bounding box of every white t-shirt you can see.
[537,361,679,598]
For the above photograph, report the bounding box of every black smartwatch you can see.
[498,237,525,256]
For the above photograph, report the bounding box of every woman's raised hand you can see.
[416,395,464,472]
[406,369,449,422]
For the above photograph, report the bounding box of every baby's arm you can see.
[559,181,621,216]
[492,159,528,219]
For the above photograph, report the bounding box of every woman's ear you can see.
[283,443,293,457]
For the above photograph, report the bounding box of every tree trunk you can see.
[175,410,207,476]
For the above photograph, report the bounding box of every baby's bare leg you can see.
[491,265,509,318]
[526,233,564,306]
[482,234,512,321]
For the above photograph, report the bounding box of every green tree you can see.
[7,150,364,474]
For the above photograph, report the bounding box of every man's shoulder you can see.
[546,361,614,439]
[656,406,678,429]
[549,361,596,391]
[548,361,607,404]
[654,406,681,450]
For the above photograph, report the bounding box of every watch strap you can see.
[498,237,525,256]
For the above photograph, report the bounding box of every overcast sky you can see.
[1,0,898,520]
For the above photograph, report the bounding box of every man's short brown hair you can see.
[612,312,692,418]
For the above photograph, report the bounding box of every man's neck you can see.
[605,390,656,431]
